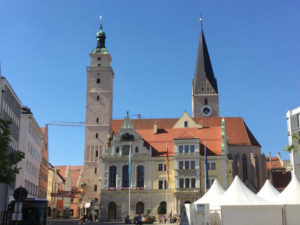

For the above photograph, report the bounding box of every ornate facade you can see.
[82,21,267,221]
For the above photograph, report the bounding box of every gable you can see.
[173,112,202,129]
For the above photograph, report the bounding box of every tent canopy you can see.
[276,175,300,204]
[219,176,272,206]
[194,179,225,205]
[257,179,280,202]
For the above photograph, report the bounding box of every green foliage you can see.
[284,133,300,153]
[157,205,166,215]
[0,119,25,184]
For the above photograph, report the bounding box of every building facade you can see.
[286,107,300,179]
[81,21,267,221]
[38,126,49,198]
[0,75,22,215]
[15,107,43,198]
[266,153,291,191]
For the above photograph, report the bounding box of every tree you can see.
[284,133,300,153]
[0,119,24,184]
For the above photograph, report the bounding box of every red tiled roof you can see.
[54,166,83,188]
[112,117,260,148]
[135,126,222,157]
[69,166,84,187]
[266,157,283,170]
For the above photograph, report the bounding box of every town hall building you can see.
[81,21,267,221]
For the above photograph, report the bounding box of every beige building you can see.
[81,21,267,221]
[16,107,43,198]
[81,21,113,213]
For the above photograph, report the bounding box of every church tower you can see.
[82,20,114,204]
[192,20,219,118]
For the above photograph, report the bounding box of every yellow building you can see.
[99,114,234,221]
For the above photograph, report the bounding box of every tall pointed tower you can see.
[192,20,219,118]
[82,20,114,205]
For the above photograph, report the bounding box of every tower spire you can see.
[91,16,109,54]
[192,19,219,117]
[193,19,218,94]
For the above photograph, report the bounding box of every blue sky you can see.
[0,0,299,165]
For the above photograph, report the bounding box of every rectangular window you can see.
[208,178,215,188]
[158,163,163,171]
[159,180,163,189]
[159,180,167,189]
[211,162,216,170]
[185,161,189,170]
[179,145,183,153]
[298,114,300,128]
[95,168,97,174]
[179,161,184,170]
[122,145,130,155]
[191,161,195,169]
[191,178,196,188]
[190,145,195,153]
[158,163,166,171]
[179,178,184,188]
[184,145,189,153]
[185,178,190,188]
[95,151,98,157]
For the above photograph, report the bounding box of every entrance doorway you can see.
[108,202,117,221]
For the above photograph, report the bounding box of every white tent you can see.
[193,179,225,210]
[219,176,271,205]
[220,176,283,225]
[276,175,300,204]
[186,180,225,225]
[276,176,300,225]
[257,179,280,202]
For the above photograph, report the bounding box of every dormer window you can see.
[184,121,188,127]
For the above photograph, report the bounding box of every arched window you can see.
[184,121,188,127]
[122,165,129,188]
[136,202,144,214]
[242,154,248,181]
[135,146,139,153]
[109,166,117,188]
[158,201,167,214]
[136,166,144,188]
[184,201,191,204]
[255,154,260,187]
[96,133,98,138]
[97,78,100,83]
[96,118,99,123]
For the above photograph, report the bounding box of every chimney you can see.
[277,152,281,160]
[268,152,271,161]
[153,122,158,134]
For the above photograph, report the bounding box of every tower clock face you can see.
[201,105,213,117]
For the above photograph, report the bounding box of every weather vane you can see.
[99,16,103,29]
[200,17,203,30]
